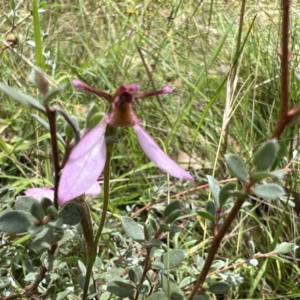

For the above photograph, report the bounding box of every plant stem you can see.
[46,107,60,209]
[82,125,116,300]
[188,180,253,299]
[76,196,96,300]
[271,0,290,139]
[134,247,151,300]
[54,105,81,144]
[94,125,116,244]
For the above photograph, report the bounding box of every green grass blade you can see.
[32,0,44,68]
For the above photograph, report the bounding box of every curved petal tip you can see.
[134,124,194,182]
[24,187,54,201]
[161,86,173,94]
[72,79,85,88]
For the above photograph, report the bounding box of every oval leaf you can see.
[0,82,46,113]
[55,290,70,300]
[58,201,85,225]
[253,139,277,171]
[197,211,215,223]
[207,175,220,206]
[15,196,37,212]
[31,201,45,220]
[275,242,298,254]
[224,154,248,182]
[164,210,181,224]
[163,200,181,221]
[192,293,211,300]
[270,170,286,180]
[206,200,215,217]
[107,281,135,297]
[253,184,285,200]
[155,249,185,269]
[122,216,145,242]
[0,210,35,233]
[31,226,64,253]
[251,171,279,181]
[145,238,162,248]
[86,103,101,129]
[209,281,231,294]
[64,115,80,141]
[161,274,183,299]
[219,182,236,206]
[228,190,248,200]
[128,267,142,283]
[44,285,56,299]
[147,291,168,300]
[138,284,149,294]
[40,197,54,214]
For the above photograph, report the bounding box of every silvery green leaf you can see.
[275,242,298,254]
[209,281,231,294]
[0,82,46,113]
[253,139,277,171]
[253,184,285,199]
[225,154,248,182]
[207,175,220,206]
[122,216,145,242]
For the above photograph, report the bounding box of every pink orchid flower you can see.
[58,80,194,204]
[25,181,100,203]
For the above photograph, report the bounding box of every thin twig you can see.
[54,105,81,144]
[188,179,254,298]
[1,245,57,300]
[46,107,60,209]
[272,0,290,138]
[6,13,32,35]
[134,228,163,300]
[189,1,293,297]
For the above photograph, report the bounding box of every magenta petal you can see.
[58,119,107,205]
[159,86,173,94]
[115,84,140,95]
[85,181,101,196]
[24,187,54,201]
[72,79,111,101]
[133,124,194,182]
[133,86,173,99]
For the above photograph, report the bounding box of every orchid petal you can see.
[133,86,173,99]
[24,187,54,201]
[85,181,101,196]
[24,182,100,203]
[58,118,107,205]
[133,124,194,182]
[72,79,111,101]
[115,84,140,95]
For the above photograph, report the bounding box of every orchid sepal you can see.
[58,118,107,205]
[132,86,173,99]
[133,124,194,182]
[25,181,101,202]
[72,79,111,101]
